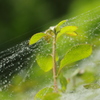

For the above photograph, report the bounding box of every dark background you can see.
[0,0,100,51]
[0,0,72,51]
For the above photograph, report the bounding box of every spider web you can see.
[0,6,100,100]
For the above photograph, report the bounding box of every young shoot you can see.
[29,20,92,99]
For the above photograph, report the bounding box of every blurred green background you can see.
[0,0,100,51]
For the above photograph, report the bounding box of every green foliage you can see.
[1,1,100,100]
[42,93,61,100]
[81,71,95,83]
[36,54,53,72]
[34,87,53,100]
[29,33,46,45]
[34,87,60,100]
[57,25,77,39]
[36,53,59,72]
[29,20,92,98]
[84,83,100,89]
[55,20,67,33]
[59,44,92,71]
[59,73,67,92]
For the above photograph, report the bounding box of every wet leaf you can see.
[59,73,67,92]
[29,33,46,45]
[43,93,61,100]
[34,87,53,100]
[55,20,67,33]
[59,44,92,71]
[36,54,53,72]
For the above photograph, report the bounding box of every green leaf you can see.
[29,33,46,45]
[56,26,77,39]
[59,44,92,71]
[56,31,65,39]
[59,73,67,92]
[55,20,67,33]
[81,71,95,83]
[84,83,100,89]
[43,93,61,100]
[60,26,78,33]
[36,54,53,72]
[65,31,77,36]
[34,87,53,100]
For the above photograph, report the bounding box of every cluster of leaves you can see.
[29,20,92,100]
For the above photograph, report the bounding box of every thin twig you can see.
[52,34,58,92]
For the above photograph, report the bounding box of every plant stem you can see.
[52,34,58,92]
